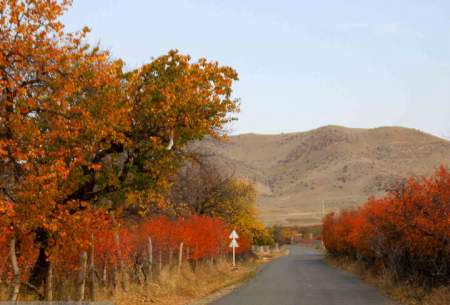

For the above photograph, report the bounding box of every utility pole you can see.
[322,200,325,218]
[321,200,325,249]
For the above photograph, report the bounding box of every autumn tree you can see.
[1,0,239,295]
[169,156,273,245]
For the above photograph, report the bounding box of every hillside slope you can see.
[194,126,450,225]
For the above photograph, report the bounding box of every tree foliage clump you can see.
[322,166,450,287]
[168,157,274,246]
[0,0,244,298]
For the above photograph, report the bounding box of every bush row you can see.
[322,166,450,286]
[0,215,251,289]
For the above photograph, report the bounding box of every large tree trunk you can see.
[28,228,50,289]
[10,238,20,301]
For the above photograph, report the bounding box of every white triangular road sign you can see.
[229,239,239,248]
[229,230,239,239]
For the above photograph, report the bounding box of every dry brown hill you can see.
[194,125,450,226]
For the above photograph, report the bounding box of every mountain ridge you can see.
[194,125,450,226]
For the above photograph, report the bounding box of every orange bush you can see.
[322,166,450,285]
[0,214,250,289]
[89,215,251,270]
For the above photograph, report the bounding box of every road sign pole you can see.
[229,229,239,268]
[232,245,236,267]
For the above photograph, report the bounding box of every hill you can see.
[193,126,450,225]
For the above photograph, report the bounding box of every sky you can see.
[62,0,450,138]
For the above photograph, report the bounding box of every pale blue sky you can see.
[62,0,450,137]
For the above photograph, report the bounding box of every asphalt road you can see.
[210,245,393,305]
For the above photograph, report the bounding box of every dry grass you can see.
[0,285,7,301]
[110,248,287,305]
[0,258,263,304]
[326,256,450,305]
[0,250,285,304]
[105,257,263,305]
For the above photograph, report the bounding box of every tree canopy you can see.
[0,0,241,290]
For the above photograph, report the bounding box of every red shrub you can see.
[322,166,450,285]
[0,210,251,286]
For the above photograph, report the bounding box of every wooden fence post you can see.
[44,262,53,301]
[169,248,173,266]
[88,238,95,300]
[159,249,163,274]
[10,238,20,301]
[77,251,88,302]
[112,214,126,291]
[102,256,108,287]
[148,237,153,281]
[178,242,184,274]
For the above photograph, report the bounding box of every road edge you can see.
[187,250,287,305]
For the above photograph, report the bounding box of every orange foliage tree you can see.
[0,0,239,295]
